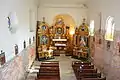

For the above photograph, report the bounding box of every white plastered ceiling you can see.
[38,0,88,8]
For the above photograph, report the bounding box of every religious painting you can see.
[40,35,48,45]
[105,16,115,41]
[7,12,18,34]
[56,17,64,25]
[15,44,18,55]
[57,27,63,34]
[0,50,6,66]
[41,25,46,31]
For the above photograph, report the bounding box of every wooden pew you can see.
[75,69,97,78]
[37,72,60,80]
[78,69,97,73]
[36,76,60,80]
[39,67,59,73]
[72,61,91,64]
[36,61,60,80]
[79,65,94,69]
[73,65,94,72]
[41,61,59,64]
[81,77,106,80]
[40,63,59,67]
[40,67,59,71]
[72,61,91,68]
[77,73,101,80]
[73,65,94,74]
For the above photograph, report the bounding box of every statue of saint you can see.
[80,37,86,47]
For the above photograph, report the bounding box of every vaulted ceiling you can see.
[39,0,88,5]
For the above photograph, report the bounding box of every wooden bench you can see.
[72,62,91,67]
[77,73,101,80]
[80,65,94,69]
[41,61,59,64]
[81,77,106,80]
[75,69,97,78]
[40,63,59,67]
[73,65,94,72]
[72,61,91,65]
[36,76,60,80]
[37,72,60,80]
[78,69,97,73]
[37,72,59,76]
[72,61,91,68]
[36,61,60,80]
[39,68,59,73]
[40,67,59,71]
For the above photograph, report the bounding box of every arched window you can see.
[89,20,95,36]
[105,16,115,41]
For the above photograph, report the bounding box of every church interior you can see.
[0,0,120,80]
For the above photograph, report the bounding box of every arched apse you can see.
[52,14,76,34]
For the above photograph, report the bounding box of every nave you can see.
[26,54,106,80]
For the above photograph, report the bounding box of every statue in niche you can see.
[80,37,86,47]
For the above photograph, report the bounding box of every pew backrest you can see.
[78,69,97,73]
[81,77,106,80]
[79,73,101,78]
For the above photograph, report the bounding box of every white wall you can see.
[87,0,120,31]
[87,0,120,79]
[0,0,37,62]
[38,6,88,27]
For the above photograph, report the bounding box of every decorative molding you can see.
[39,4,88,9]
